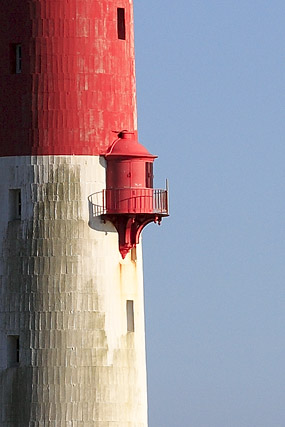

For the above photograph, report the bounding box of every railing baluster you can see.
[89,187,168,217]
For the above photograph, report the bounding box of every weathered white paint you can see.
[0,156,148,425]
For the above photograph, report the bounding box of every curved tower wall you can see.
[0,1,148,425]
[0,0,137,156]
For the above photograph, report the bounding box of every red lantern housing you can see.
[105,131,156,214]
[93,131,169,258]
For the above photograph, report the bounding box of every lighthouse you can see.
[0,1,168,425]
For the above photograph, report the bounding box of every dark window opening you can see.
[117,8,126,40]
[9,189,21,220]
[146,162,154,188]
[10,43,22,74]
[126,300,134,332]
[7,335,20,367]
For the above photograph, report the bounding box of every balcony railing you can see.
[89,187,169,217]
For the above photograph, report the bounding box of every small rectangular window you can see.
[7,335,20,367]
[126,300,134,332]
[9,189,21,220]
[117,8,126,40]
[15,44,22,73]
[146,162,154,188]
[10,44,22,74]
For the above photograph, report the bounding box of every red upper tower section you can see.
[0,0,137,156]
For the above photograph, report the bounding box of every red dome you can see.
[105,132,157,159]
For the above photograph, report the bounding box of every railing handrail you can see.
[93,187,167,191]
[89,187,169,217]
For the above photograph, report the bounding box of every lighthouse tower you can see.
[0,0,168,425]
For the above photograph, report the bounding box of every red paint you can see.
[105,131,156,214]
[105,214,162,259]
[0,0,169,258]
[0,0,137,156]
[105,132,155,159]
[102,132,168,258]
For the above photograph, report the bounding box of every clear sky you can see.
[133,1,285,426]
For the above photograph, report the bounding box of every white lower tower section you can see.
[0,156,148,426]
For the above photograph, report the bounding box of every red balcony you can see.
[89,187,168,217]
[89,185,169,258]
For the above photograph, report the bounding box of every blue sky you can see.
[134,1,285,426]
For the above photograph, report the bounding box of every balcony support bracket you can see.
[102,214,162,259]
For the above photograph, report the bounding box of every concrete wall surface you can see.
[0,155,148,426]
